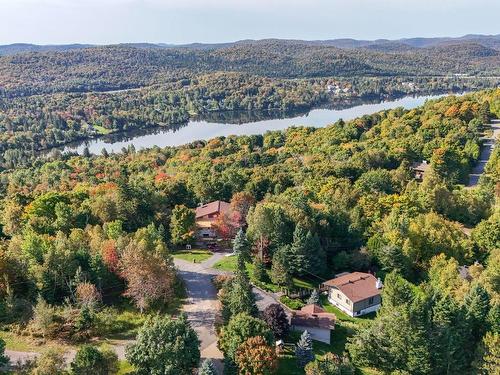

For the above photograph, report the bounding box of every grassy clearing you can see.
[172,249,213,263]
[92,124,113,135]
[0,330,74,353]
[117,360,135,375]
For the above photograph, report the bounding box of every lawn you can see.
[212,256,317,292]
[320,295,376,325]
[172,249,213,263]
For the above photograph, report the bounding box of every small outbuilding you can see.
[290,304,336,344]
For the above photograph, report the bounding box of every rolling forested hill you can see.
[0,38,499,97]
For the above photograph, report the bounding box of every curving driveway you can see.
[468,120,500,186]
[4,253,279,372]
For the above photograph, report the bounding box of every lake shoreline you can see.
[42,91,465,157]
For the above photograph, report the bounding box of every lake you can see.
[62,94,446,155]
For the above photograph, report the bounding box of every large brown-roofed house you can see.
[195,200,230,243]
[322,272,382,317]
[290,304,336,344]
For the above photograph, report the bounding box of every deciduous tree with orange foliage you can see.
[235,336,278,375]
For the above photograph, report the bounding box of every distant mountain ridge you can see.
[1,34,499,55]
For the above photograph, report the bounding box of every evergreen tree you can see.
[225,252,258,321]
[307,289,320,305]
[82,146,91,158]
[233,228,251,262]
[296,330,314,368]
[0,338,8,368]
[464,283,490,340]
[378,244,409,276]
[252,256,267,282]
[430,295,469,374]
[271,245,293,288]
[199,358,217,375]
[380,271,414,311]
[289,224,325,277]
[487,302,500,333]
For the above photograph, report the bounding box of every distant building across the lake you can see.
[322,272,383,317]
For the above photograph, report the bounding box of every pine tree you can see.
[307,289,320,305]
[430,295,469,374]
[199,358,217,375]
[0,338,8,368]
[295,330,314,368]
[289,225,309,275]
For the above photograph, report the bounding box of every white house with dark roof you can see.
[321,272,383,317]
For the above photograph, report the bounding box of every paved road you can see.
[468,120,500,186]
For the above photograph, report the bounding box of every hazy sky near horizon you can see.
[0,0,499,45]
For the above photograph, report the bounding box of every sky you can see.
[0,0,499,45]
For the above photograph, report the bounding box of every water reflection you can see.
[59,94,447,155]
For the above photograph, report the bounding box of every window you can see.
[368,297,374,305]
[345,297,350,304]
[203,233,209,238]
[337,293,341,299]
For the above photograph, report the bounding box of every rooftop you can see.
[322,272,382,303]
[411,161,431,172]
[291,304,336,330]
[195,200,230,219]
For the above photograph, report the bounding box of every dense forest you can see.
[0,89,498,373]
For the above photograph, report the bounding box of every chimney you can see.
[376,278,383,289]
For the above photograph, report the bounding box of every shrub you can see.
[31,348,67,375]
[71,345,108,375]
[279,296,305,310]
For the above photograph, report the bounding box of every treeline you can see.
[0,42,499,97]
